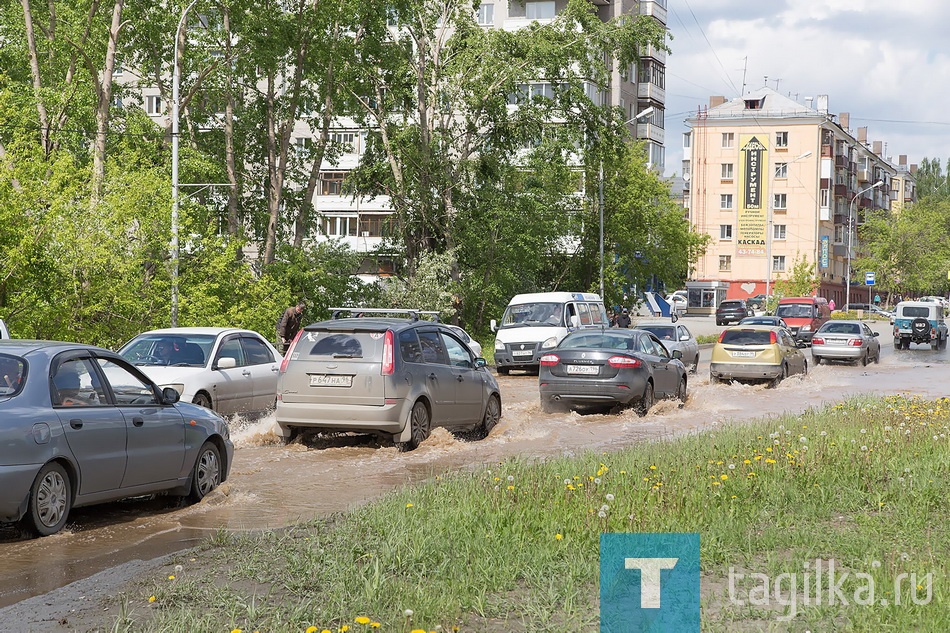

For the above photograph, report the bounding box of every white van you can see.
[490,292,608,374]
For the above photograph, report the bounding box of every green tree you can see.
[772,253,820,299]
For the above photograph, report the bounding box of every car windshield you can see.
[900,306,931,318]
[741,318,773,325]
[500,303,563,327]
[302,331,384,359]
[120,334,216,367]
[638,326,675,340]
[0,353,26,397]
[720,330,774,345]
[776,303,814,318]
[819,323,861,334]
[559,332,635,350]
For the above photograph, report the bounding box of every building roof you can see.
[693,87,819,122]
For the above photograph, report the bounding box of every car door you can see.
[779,330,805,374]
[416,329,456,425]
[861,323,880,357]
[240,334,280,411]
[210,334,255,415]
[52,354,127,496]
[676,325,698,364]
[637,333,676,396]
[440,330,484,425]
[93,356,185,489]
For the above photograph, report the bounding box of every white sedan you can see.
[118,327,281,417]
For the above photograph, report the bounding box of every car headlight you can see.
[541,336,559,349]
[161,383,186,395]
[494,339,505,351]
[801,325,811,332]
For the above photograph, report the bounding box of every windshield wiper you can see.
[332,353,362,358]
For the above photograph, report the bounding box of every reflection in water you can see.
[3,343,950,607]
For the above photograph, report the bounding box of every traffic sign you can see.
[865,272,876,286]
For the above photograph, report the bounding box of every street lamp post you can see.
[171,0,197,328]
[845,180,884,309]
[765,151,812,300]
[598,106,654,300]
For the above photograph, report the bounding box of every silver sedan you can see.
[811,320,881,366]
[635,322,701,373]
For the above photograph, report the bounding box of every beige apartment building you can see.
[682,87,915,311]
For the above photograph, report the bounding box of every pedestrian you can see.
[874,293,881,306]
[829,298,836,311]
[278,301,306,354]
[615,308,632,329]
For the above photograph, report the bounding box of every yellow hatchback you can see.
[710,325,808,387]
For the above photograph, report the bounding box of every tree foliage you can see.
[772,253,820,299]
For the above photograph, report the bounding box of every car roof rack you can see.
[329,308,442,322]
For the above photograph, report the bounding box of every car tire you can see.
[193,392,213,410]
[769,364,787,389]
[676,376,687,404]
[894,338,901,350]
[189,442,222,502]
[635,381,654,417]
[468,394,501,440]
[690,355,699,374]
[496,366,510,376]
[21,462,71,537]
[716,320,724,326]
[861,351,869,366]
[813,355,822,365]
[397,401,430,452]
[541,398,560,414]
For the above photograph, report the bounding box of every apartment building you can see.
[682,87,916,312]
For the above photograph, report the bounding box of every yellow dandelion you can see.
[148,595,156,603]
[720,474,728,481]
[743,459,751,465]
[341,626,350,633]
[168,575,175,580]
[231,629,242,633]
[305,627,318,633]
[649,465,657,470]
[411,629,426,633]
[405,503,413,508]
[506,485,514,490]
[322,630,332,633]
[371,624,381,629]
[555,533,564,540]
[355,617,371,625]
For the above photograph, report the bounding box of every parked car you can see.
[276,309,502,451]
[892,301,948,350]
[666,293,687,312]
[715,299,754,326]
[747,294,769,311]
[738,315,792,332]
[775,297,831,343]
[811,320,881,366]
[538,329,687,415]
[837,303,893,319]
[710,326,808,387]
[447,325,482,357]
[0,319,8,339]
[0,340,233,536]
[635,322,700,373]
[119,328,281,417]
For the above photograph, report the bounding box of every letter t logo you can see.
[624,558,679,608]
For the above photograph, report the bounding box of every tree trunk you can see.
[222,6,240,243]
[20,0,51,157]
[90,0,124,207]
[262,74,281,265]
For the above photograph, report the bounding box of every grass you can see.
[120,395,948,632]
[696,333,720,344]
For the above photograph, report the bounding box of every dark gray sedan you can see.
[811,320,881,365]
[0,341,233,537]
[538,329,687,415]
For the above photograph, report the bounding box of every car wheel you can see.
[541,398,560,414]
[496,366,510,376]
[676,376,687,404]
[475,394,501,439]
[769,364,787,389]
[861,351,869,366]
[635,381,654,417]
[716,320,724,326]
[189,442,222,502]
[894,338,901,350]
[941,336,948,350]
[281,426,300,445]
[21,462,72,536]
[397,401,430,452]
[813,355,822,365]
[690,355,699,374]
[193,392,213,410]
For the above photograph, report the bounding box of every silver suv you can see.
[276,309,502,451]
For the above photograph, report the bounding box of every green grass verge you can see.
[697,333,720,344]
[121,395,948,632]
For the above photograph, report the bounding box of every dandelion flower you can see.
[405,610,414,618]
[406,503,413,508]
[598,511,607,518]
[168,575,175,580]
[305,627,318,633]
[507,475,514,482]
[720,474,728,481]
[606,493,615,501]
[555,533,563,541]
[148,596,156,603]
[355,617,371,625]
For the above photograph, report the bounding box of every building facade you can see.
[682,88,916,311]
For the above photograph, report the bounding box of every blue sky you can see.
[661,0,950,176]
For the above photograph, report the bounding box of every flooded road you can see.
[3,328,950,608]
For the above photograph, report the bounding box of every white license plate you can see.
[310,374,353,387]
[566,364,599,375]
[730,351,756,358]
[511,349,533,357]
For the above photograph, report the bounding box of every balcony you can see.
[640,43,667,63]
[639,0,668,23]
[637,121,664,144]
[833,213,847,225]
[835,155,848,168]
[637,82,665,102]
[834,183,848,197]
[857,167,870,182]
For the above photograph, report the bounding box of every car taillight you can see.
[539,354,560,366]
[718,331,726,343]
[812,337,825,345]
[608,356,642,368]
[848,338,863,347]
[382,330,394,375]
[278,331,303,374]
[770,331,777,344]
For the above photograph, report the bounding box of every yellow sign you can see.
[736,135,768,256]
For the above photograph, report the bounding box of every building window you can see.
[722,132,734,149]
[321,216,358,237]
[721,163,734,180]
[773,193,787,210]
[773,224,787,240]
[145,95,162,115]
[319,171,346,196]
[329,132,356,152]
[683,132,691,149]
[775,131,789,148]
[477,3,494,24]
[834,225,844,244]
[359,213,394,237]
[772,255,786,272]
[820,188,830,207]
[719,224,733,240]
[526,1,555,19]
[719,255,732,271]
[774,162,788,179]
[720,194,733,210]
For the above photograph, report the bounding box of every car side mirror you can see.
[570,315,580,328]
[216,357,237,369]
[671,349,683,360]
[872,332,879,337]
[797,340,807,348]
[474,357,487,368]
[162,386,180,404]
[490,319,497,332]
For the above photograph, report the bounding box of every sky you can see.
[661,0,950,177]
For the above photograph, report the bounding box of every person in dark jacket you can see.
[278,301,306,354]
[615,308,632,328]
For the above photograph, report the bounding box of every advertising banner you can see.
[737,135,768,257]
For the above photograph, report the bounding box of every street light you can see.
[845,179,884,308]
[598,106,655,299]
[171,0,197,327]
[765,151,812,300]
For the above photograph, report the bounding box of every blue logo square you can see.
[600,532,700,633]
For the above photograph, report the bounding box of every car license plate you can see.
[511,349,533,357]
[730,351,756,358]
[566,364,599,375]
[310,374,353,387]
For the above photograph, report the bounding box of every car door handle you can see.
[428,373,437,381]
[242,370,252,376]
[69,419,83,429]
[456,374,464,382]
[132,417,144,427]
[271,367,279,372]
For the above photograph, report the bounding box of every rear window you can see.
[900,306,931,318]
[560,332,637,350]
[720,330,773,345]
[720,301,742,308]
[300,331,385,359]
[0,353,26,397]
[819,322,860,334]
